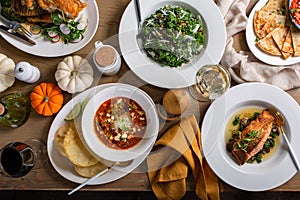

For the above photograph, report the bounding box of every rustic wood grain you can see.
[0,0,299,197]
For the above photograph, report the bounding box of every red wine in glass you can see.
[0,142,35,178]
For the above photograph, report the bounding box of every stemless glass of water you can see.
[189,64,231,101]
[0,140,46,178]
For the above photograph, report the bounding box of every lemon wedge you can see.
[64,103,81,121]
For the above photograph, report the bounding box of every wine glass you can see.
[189,64,231,102]
[0,140,47,178]
[24,139,47,170]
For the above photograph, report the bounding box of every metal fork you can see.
[68,159,134,195]
[268,107,300,171]
[0,13,32,38]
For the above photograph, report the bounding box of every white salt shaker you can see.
[14,62,40,83]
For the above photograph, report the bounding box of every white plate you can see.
[245,0,300,66]
[201,82,300,191]
[0,0,98,57]
[47,83,153,184]
[118,0,226,88]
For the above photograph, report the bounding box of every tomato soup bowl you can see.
[81,84,159,162]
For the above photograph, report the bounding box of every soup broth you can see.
[94,97,147,150]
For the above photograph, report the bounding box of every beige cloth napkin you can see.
[216,0,300,90]
[147,115,219,200]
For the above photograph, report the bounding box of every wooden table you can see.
[0,0,300,199]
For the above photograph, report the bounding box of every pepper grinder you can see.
[14,62,40,83]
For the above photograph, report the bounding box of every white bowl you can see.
[81,84,159,162]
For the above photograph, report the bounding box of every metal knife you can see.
[134,0,144,52]
[134,0,142,29]
[0,25,35,45]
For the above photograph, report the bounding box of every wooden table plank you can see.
[0,0,299,198]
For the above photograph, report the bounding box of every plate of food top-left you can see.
[0,0,98,57]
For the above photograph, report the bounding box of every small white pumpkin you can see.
[0,53,15,92]
[55,55,94,94]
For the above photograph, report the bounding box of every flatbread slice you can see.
[257,31,282,56]
[260,0,286,15]
[271,26,292,59]
[74,162,107,178]
[291,26,300,56]
[253,10,268,37]
[282,26,294,55]
[254,10,286,39]
[54,122,74,157]
[63,125,98,167]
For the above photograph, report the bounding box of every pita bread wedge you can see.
[254,10,286,39]
[74,162,108,178]
[272,26,292,59]
[257,31,282,56]
[63,125,98,167]
[54,122,74,157]
[254,10,268,37]
[282,26,294,55]
[291,26,300,56]
[260,0,286,15]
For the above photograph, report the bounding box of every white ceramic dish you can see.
[47,83,154,184]
[118,0,226,88]
[201,82,300,191]
[245,0,300,66]
[0,0,98,57]
[81,84,159,162]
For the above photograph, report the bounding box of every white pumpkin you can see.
[55,55,94,93]
[0,53,15,92]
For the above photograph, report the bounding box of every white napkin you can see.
[216,0,300,90]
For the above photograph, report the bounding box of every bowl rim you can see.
[81,84,159,162]
[288,0,300,29]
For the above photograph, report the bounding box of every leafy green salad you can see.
[142,5,205,68]
[40,12,88,44]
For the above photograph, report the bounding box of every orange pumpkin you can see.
[30,82,64,116]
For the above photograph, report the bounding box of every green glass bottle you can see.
[0,92,31,128]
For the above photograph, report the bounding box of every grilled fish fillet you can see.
[36,0,87,18]
[231,110,274,165]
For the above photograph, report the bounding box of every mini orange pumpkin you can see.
[30,82,64,116]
